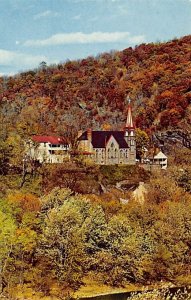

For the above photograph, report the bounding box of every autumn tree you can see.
[0,210,17,292]
[37,189,90,287]
[135,128,149,160]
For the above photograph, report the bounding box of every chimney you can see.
[87,128,92,143]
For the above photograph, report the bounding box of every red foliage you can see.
[0,35,191,136]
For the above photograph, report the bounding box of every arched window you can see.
[102,149,104,159]
[108,148,110,158]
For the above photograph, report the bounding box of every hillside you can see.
[0,35,191,142]
[0,35,191,299]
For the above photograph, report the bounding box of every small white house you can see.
[141,148,168,170]
[26,135,70,163]
[150,150,168,169]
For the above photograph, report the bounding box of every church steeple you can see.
[124,96,136,162]
[124,96,135,136]
[125,97,134,130]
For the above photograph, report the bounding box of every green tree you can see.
[37,189,90,287]
[0,209,17,292]
[135,128,149,160]
[0,137,11,175]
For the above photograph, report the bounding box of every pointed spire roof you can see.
[125,96,135,129]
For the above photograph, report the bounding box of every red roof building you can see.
[27,135,70,164]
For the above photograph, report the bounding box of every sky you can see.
[0,0,191,75]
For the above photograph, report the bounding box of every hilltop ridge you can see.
[0,35,191,140]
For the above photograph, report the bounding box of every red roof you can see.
[32,135,67,144]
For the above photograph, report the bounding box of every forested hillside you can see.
[0,35,191,144]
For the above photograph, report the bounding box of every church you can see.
[77,101,136,165]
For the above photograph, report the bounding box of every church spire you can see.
[124,96,136,157]
[125,96,134,129]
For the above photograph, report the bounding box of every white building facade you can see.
[151,151,168,169]
[27,136,70,163]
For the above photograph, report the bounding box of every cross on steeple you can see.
[127,95,131,105]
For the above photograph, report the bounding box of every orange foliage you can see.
[0,35,191,136]
[7,192,41,214]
